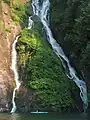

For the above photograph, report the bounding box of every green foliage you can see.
[3,0,10,5]
[2,0,31,27]
[19,28,38,47]
[11,1,31,27]
[80,42,90,70]
[51,0,90,104]
[17,24,72,111]
[51,0,90,56]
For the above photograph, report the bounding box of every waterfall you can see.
[31,0,88,111]
[28,16,33,29]
[10,7,33,113]
[10,36,21,113]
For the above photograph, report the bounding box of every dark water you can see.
[0,113,89,120]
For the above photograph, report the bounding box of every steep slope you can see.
[0,0,29,112]
[50,0,90,108]
[16,23,73,112]
[0,0,87,113]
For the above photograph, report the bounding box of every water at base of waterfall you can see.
[0,113,88,120]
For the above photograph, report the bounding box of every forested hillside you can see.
[0,0,30,112]
[50,0,90,104]
[0,0,89,113]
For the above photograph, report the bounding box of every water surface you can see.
[0,113,88,120]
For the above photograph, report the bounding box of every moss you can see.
[2,0,31,27]
[17,22,73,111]
[11,1,31,27]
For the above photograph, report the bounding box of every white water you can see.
[31,0,88,111]
[10,7,33,113]
[10,36,21,113]
[28,16,34,29]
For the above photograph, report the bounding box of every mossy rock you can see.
[17,22,73,112]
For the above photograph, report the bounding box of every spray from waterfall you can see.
[31,0,88,111]
[10,36,21,113]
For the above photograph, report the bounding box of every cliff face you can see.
[16,22,73,112]
[0,0,88,113]
[0,0,82,112]
[0,0,28,112]
[50,0,90,108]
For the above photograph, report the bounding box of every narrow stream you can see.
[10,36,21,113]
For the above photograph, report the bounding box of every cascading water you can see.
[31,0,88,111]
[10,0,88,113]
[10,36,21,113]
[28,16,34,29]
[10,10,33,113]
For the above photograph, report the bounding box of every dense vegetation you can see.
[17,22,73,112]
[1,0,89,112]
[2,0,31,27]
[50,0,90,103]
[11,0,86,112]
[10,0,31,27]
[0,0,31,35]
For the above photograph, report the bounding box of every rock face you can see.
[50,0,90,110]
[0,0,30,112]
[0,1,21,112]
